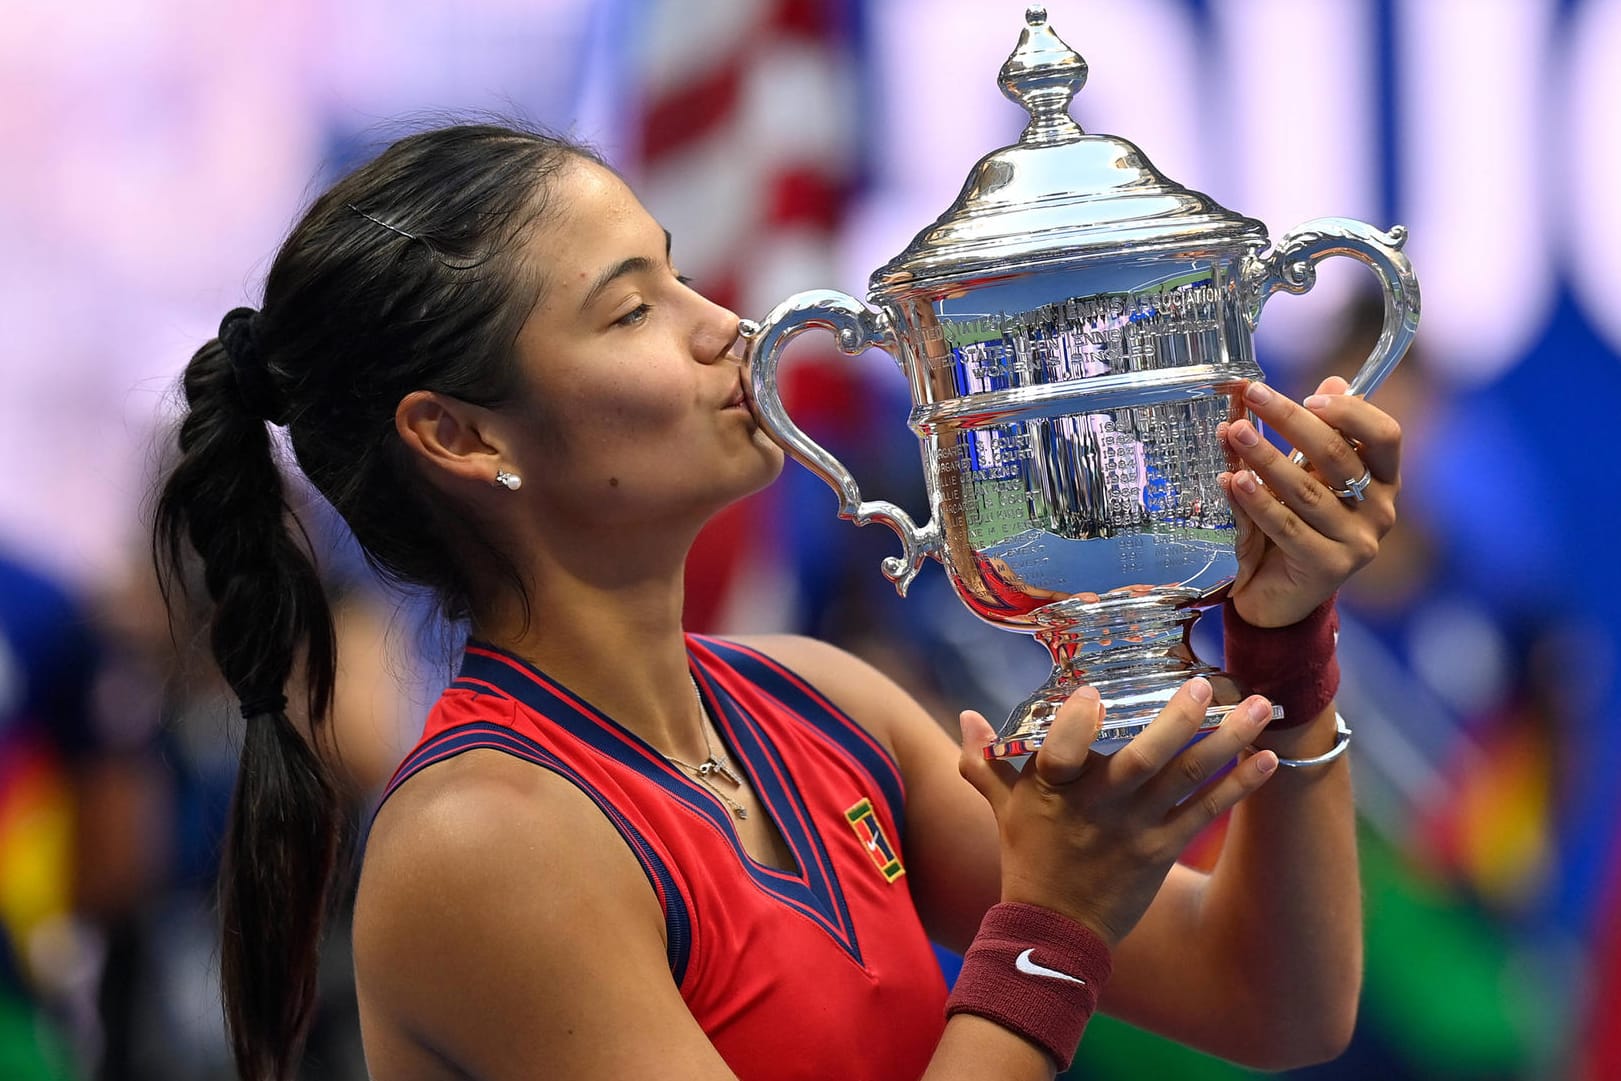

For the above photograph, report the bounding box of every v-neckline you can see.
[451,639,867,965]
[457,640,812,881]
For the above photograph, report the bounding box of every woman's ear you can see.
[395,391,507,488]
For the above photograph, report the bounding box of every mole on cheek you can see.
[609,477,620,488]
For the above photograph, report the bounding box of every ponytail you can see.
[153,327,342,1081]
[152,123,602,1078]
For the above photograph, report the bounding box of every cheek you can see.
[606,389,690,430]
[590,397,695,462]
[549,382,695,470]
[546,358,682,424]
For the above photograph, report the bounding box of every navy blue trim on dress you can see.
[693,636,907,839]
[375,719,692,985]
[692,662,859,953]
[456,642,866,966]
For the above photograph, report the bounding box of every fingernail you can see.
[1248,698,1274,725]
[1257,752,1278,775]
[1189,677,1213,706]
[1304,394,1330,411]
[1245,382,1273,405]
[1235,471,1258,494]
[1232,423,1260,448]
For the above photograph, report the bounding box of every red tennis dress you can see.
[378,635,949,1080]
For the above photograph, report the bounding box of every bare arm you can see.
[355,752,730,1080]
[1164,707,1359,1066]
[1069,378,1392,1063]
[745,377,1398,1070]
[747,636,1302,1068]
[354,748,1062,1081]
[1138,375,1406,1063]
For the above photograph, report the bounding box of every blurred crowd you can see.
[2,1,1616,1079]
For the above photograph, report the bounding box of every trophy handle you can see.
[744,289,942,596]
[1241,216,1422,399]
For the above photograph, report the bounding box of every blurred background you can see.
[0,0,1615,1078]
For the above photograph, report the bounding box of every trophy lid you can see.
[870,7,1268,297]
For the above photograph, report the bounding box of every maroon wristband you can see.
[945,903,1113,1070]
[1222,595,1340,730]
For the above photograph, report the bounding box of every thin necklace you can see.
[665,678,750,820]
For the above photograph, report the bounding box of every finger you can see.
[1103,678,1216,791]
[1164,745,1279,839]
[1218,472,1264,574]
[1032,687,1103,787]
[1141,695,1274,811]
[958,710,1019,815]
[1302,390,1403,483]
[1239,383,1369,512]
[1226,417,1359,542]
[1224,459,1355,573]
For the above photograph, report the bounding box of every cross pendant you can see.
[697,757,742,786]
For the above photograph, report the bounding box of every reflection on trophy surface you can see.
[746,7,1420,758]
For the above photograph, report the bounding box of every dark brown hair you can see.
[153,124,599,1081]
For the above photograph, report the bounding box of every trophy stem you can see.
[986,596,1248,760]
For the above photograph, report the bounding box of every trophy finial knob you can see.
[999,11,1087,145]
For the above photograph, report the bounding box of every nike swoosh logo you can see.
[1015,948,1087,985]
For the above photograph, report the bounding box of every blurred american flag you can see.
[631,0,864,634]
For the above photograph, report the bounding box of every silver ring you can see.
[1330,468,1373,502]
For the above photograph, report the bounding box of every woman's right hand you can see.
[958,679,1279,946]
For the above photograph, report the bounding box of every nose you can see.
[692,291,745,365]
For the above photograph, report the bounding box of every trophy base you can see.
[983,594,1285,762]
[986,700,1286,763]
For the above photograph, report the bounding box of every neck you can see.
[469,527,709,758]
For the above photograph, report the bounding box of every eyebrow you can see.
[579,228,673,312]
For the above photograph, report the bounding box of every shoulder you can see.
[720,634,948,764]
[362,743,657,916]
[355,750,721,1079]
[357,748,665,1025]
[722,633,872,687]
[367,740,596,856]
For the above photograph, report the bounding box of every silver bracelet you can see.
[1271,713,1352,768]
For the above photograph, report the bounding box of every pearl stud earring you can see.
[494,470,522,491]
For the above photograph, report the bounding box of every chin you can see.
[742,439,787,493]
[736,420,781,463]
[698,432,786,511]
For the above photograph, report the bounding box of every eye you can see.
[676,273,694,287]
[614,302,652,328]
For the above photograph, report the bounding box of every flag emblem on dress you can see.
[845,798,904,883]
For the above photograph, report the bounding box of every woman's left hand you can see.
[1219,375,1402,628]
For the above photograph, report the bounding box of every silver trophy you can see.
[745,8,1419,758]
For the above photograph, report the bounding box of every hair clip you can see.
[344,203,420,242]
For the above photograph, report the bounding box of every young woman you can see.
[154,125,1399,1081]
